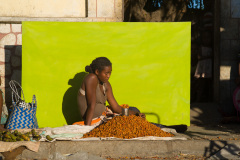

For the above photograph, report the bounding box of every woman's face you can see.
[96,66,112,83]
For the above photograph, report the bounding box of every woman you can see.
[76,57,145,126]
[0,76,8,131]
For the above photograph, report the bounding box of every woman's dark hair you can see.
[85,57,112,73]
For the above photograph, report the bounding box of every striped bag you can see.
[6,80,38,130]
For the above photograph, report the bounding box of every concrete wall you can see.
[0,0,123,106]
[0,0,86,18]
[219,0,240,113]
[0,24,22,105]
[0,0,123,22]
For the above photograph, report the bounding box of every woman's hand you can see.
[106,82,122,114]
[138,113,146,119]
[135,112,146,119]
[129,110,146,119]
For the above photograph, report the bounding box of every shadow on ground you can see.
[189,102,240,137]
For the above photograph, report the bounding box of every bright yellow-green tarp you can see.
[22,22,190,128]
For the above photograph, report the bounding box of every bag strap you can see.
[32,95,37,108]
[9,80,25,104]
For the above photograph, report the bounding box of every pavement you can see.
[0,103,240,160]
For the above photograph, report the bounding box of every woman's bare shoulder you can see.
[105,81,112,91]
[84,73,98,84]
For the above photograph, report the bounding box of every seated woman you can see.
[74,57,187,133]
[74,57,145,126]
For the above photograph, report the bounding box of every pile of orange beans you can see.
[83,115,174,139]
[121,104,129,108]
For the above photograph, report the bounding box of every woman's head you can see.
[85,57,112,73]
[85,57,112,83]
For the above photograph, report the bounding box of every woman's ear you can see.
[95,69,99,75]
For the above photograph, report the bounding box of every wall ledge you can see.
[0,17,97,23]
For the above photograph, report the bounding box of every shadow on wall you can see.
[142,112,160,124]
[62,72,87,125]
[3,45,88,125]
[4,45,22,107]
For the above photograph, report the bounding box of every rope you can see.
[9,80,25,105]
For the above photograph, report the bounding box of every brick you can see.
[12,24,22,33]
[0,63,11,76]
[17,34,22,45]
[0,24,10,34]
[88,0,97,17]
[0,33,16,48]
[0,64,4,76]
[0,48,4,62]
[97,0,114,17]
[1,77,10,87]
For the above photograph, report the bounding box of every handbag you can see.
[6,80,38,130]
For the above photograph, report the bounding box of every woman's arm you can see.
[106,82,145,118]
[105,82,121,114]
[84,74,98,125]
